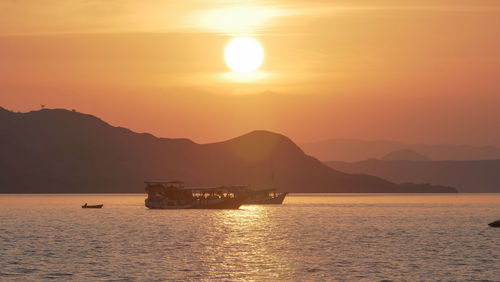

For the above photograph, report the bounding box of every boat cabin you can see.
[144,180,250,209]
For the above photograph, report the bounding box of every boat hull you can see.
[244,192,288,205]
[82,204,103,209]
[489,220,500,227]
[145,197,246,209]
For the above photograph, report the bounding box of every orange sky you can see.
[1,0,500,145]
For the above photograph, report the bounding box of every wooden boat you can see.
[145,181,249,209]
[488,220,500,227]
[245,188,288,205]
[82,203,103,209]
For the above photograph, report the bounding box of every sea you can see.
[0,194,499,281]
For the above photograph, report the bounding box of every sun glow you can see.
[193,5,290,34]
[224,38,264,73]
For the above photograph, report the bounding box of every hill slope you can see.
[326,159,500,193]
[0,107,456,193]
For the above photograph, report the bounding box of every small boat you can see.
[145,180,249,209]
[488,220,500,227]
[82,203,103,209]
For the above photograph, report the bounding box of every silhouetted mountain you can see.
[326,159,500,193]
[300,139,500,162]
[0,107,456,193]
[382,149,431,161]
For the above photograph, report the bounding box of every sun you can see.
[224,37,264,73]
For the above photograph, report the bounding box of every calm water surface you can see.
[0,194,499,281]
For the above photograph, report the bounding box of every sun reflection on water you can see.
[199,205,293,279]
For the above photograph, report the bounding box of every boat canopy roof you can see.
[145,180,248,192]
[182,185,249,192]
[145,180,184,185]
[145,180,184,192]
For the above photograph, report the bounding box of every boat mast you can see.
[270,154,275,188]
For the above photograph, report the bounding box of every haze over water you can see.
[1,194,499,280]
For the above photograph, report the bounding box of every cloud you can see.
[2,0,499,36]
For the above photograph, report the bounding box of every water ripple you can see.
[0,194,499,280]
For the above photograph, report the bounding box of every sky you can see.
[1,0,500,145]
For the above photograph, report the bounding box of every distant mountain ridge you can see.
[326,159,500,193]
[382,149,431,161]
[0,107,456,193]
[300,139,500,162]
